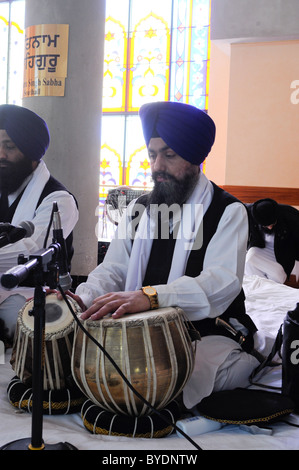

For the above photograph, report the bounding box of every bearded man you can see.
[71,101,259,409]
[0,104,78,345]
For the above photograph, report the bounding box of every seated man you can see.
[0,104,79,346]
[69,100,260,410]
[245,198,299,284]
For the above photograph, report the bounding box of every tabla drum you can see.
[71,307,195,416]
[10,293,81,390]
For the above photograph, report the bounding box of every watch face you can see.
[144,286,155,295]
[142,286,158,309]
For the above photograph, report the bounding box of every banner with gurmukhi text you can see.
[23,24,69,98]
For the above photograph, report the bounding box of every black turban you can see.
[252,199,278,226]
[139,101,216,165]
[0,104,50,161]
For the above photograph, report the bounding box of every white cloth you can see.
[245,237,287,284]
[0,161,79,339]
[0,293,30,338]
[77,173,249,321]
[124,172,213,291]
[0,161,79,274]
[10,160,50,225]
[183,335,259,408]
[76,172,257,406]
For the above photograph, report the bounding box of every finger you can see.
[68,294,87,311]
[46,288,58,295]
[91,293,114,305]
[90,299,123,320]
[81,296,126,320]
[80,303,101,320]
[111,303,131,319]
[80,298,110,320]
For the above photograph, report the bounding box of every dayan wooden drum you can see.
[71,307,195,416]
[10,294,81,390]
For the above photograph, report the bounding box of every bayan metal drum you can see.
[10,293,81,390]
[71,307,195,416]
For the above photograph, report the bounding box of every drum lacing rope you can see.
[177,310,197,385]
[122,321,135,415]
[13,325,29,381]
[81,399,181,438]
[93,410,106,434]
[108,414,118,436]
[142,319,156,415]
[95,324,120,413]
[8,378,33,412]
[132,417,138,438]
[9,378,74,413]
[147,415,154,439]
[58,286,202,451]
[12,296,76,391]
[48,389,71,415]
[163,408,177,437]
[159,317,178,409]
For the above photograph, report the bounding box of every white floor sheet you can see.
[1,275,299,451]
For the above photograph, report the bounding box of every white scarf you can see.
[125,172,214,291]
[11,160,50,226]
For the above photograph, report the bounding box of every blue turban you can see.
[139,101,216,165]
[0,104,50,161]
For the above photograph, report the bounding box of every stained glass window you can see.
[99,0,211,239]
[0,0,25,105]
[0,0,211,240]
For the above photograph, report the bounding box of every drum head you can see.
[86,307,184,329]
[21,294,74,334]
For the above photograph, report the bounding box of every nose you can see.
[151,153,166,172]
[0,145,8,159]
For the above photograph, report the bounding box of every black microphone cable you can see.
[57,284,202,451]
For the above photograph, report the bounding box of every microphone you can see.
[52,202,72,291]
[0,221,35,248]
[1,257,39,289]
[1,244,58,289]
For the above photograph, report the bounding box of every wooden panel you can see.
[285,275,299,289]
[221,185,299,205]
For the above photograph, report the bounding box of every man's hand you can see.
[80,290,151,321]
[54,289,87,312]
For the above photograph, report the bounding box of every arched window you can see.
[0,0,211,239]
[0,0,25,105]
[100,0,211,224]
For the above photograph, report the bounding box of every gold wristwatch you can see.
[141,286,159,310]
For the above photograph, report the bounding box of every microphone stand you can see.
[0,246,77,451]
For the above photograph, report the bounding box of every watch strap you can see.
[141,286,159,310]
